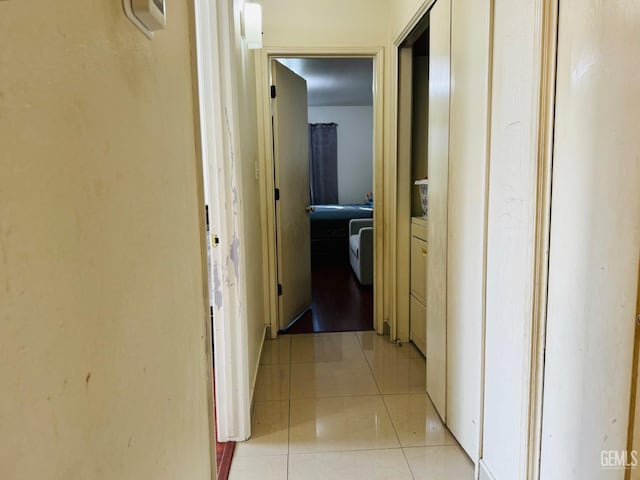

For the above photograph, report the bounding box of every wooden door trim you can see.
[192,0,253,451]
[387,0,438,343]
[526,0,559,478]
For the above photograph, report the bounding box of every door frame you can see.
[525,0,558,478]
[192,0,252,444]
[387,1,438,345]
[256,47,385,337]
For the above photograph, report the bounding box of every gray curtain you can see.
[308,123,338,204]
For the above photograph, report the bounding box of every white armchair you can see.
[348,219,373,286]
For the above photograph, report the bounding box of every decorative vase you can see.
[414,179,429,217]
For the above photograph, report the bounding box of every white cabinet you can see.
[410,217,428,356]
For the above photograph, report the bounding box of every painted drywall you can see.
[445,0,491,461]
[0,1,213,479]
[539,1,640,478]
[262,0,389,49]
[390,0,431,41]
[308,106,374,204]
[227,0,267,408]
[481,0,545,478]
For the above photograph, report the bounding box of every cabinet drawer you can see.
[410,294,427,357]
[410,236,428,303]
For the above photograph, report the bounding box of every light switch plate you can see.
[131,0,166,31]
[123,0,166,38]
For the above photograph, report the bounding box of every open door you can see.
[271,60,312,331]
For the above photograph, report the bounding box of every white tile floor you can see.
[229,331,474,480]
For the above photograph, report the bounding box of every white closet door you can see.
[426,0,451,420]
[540,1,640,478]
[446,0,491,461]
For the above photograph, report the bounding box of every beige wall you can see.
[262,0,389,48]
[389,0,430,40]
[0,1,214,479]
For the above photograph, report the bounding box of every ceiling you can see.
[275,58,373,107]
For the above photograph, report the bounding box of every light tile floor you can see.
[230,331,474,480]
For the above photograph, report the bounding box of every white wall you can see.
[0,0,214,478]
[308,106,374,204]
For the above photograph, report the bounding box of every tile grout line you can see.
[374,370,416,479]
[381,393,417,480]
[357,331,386,397]
[288,446,409,457]
[358,332,417,480]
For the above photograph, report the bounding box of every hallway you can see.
[229,332,473,479]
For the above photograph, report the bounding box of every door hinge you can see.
[277,284,283,296]
[270,85,276,98]
[205,204,210,232]
[275,188,280,201]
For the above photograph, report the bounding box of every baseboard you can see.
[478,459,497,480]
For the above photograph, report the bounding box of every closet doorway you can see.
[392,0,492,467]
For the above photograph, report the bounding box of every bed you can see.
[309,204,373,266]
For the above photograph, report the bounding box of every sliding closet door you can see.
[426,0,451,420]
[540,1,640,478]
[446,0,491,461]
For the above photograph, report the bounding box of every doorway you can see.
[257,49,385,338]
[272,57,375,334]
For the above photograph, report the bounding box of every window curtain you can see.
[308,123,339,204]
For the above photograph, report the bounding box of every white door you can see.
[271,61,313,330]
[426,0,451,420]
[539,1,640,478]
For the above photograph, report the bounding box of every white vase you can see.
[414,180,429,217]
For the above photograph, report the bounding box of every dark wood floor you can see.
[282,264,373,334]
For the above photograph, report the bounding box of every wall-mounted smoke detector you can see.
[123,0,167,39]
